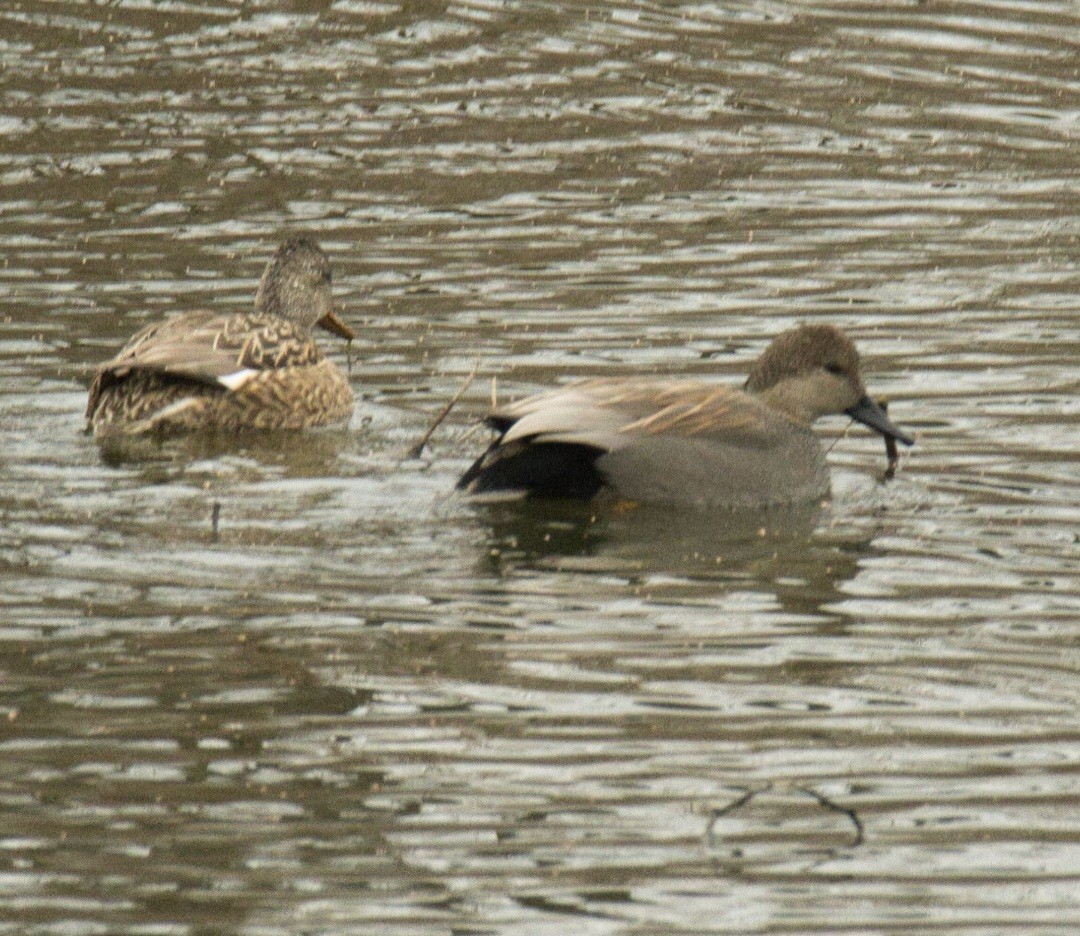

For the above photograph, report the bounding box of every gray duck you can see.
[458,323,914,507]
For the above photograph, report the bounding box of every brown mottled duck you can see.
[87,237,356,440]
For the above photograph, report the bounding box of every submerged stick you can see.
[829,398,900,481]
[879,398,899,481]
[403,361,479,460]
[800,787,865,847]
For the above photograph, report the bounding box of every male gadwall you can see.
[458,324,914,507]
[87,237,356,439]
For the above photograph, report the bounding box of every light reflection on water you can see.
[1,0,1079,933]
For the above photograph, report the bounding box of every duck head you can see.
[255,237,356,341]
[745,324,914,446]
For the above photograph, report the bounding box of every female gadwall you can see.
[458,324,914,507]
[87,237,356,439]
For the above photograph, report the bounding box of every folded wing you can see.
[494,378,787,450]
[87,311,322,419]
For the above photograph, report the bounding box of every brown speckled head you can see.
[744,324,864,396]
[255,237,353,339]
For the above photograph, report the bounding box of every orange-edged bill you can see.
[318,308,356,341]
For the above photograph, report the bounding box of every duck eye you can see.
[824,362,845,377]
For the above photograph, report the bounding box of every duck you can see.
[457,324,914,507]
[86,237,356,439]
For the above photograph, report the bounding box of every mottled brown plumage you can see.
[86,237,356,439]
[459,324,914,507]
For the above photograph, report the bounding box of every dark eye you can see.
[824,362,844,376]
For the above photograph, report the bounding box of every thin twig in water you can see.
[800,787,865,847]
[704,787,758,849]
[403,361,479,460]
[824,419,853,455]
[210,501,221,543]
[879,398,899,481]
[710,787,757,818]
[883,434,899,481]
[456,419,488,446]
[825,398,899,482]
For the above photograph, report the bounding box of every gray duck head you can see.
[745,324,914,445]
[255,237,355,340]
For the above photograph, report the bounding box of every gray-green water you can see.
[1,1,1078,933]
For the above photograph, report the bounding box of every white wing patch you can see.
[217,369,260,391]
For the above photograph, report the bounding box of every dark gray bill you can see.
[846,395,915,446]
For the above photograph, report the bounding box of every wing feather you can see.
[97,311,321,383]
[87,310,326,421]
[491,378,787,450]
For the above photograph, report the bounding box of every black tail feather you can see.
[458,439,605,500]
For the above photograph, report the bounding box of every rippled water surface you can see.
[1,1,1079,933]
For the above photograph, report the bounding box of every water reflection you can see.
[92,425,358,476]
[466,493,881,637]
[472,495,820,567]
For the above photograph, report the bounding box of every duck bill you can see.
[846,395,915,446]
[317,308,356,341]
